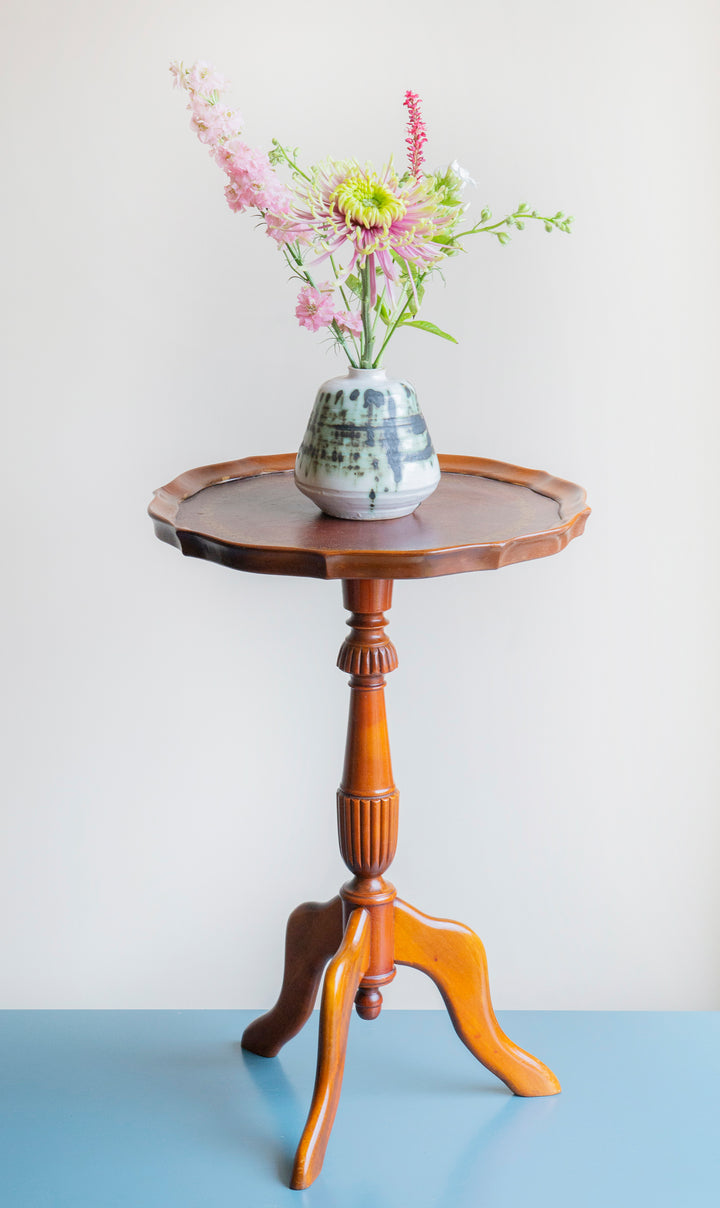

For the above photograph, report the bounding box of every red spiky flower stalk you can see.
[403,90,427,178]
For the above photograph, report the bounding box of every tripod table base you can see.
[241,895,560,1190]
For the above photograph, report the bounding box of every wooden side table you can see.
[149,453,590,1189]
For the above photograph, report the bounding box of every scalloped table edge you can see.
[148,453,591,580]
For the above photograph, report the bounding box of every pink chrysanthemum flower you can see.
[293,160,454,304]
[403,90,427,178]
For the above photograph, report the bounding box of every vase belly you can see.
[294,367,440,520]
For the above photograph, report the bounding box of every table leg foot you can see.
[291,908,371,1190]
[241,896,344,1058]
[393,898,561,1097]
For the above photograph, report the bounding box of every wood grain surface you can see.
[149,453,589,579]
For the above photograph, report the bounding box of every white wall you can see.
[3,0,718,1009]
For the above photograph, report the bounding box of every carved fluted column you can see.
[336,579,399,1020]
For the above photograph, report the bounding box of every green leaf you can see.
[400,319,458,343]
[345,274,362,298]
[374,297,391,324]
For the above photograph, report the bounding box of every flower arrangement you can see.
[170,60,572,371]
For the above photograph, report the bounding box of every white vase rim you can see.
[346,366,387,379]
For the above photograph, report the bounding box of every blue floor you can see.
[1,1010,718,1207]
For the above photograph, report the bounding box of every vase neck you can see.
[347,366,386,382]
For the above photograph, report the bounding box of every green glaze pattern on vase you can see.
[294,367,440,520]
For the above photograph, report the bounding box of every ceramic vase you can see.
[294,367,440,520]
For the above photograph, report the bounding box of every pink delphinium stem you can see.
[403,90,427,178]
[170,60,292,223]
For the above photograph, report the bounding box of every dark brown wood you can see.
[240,897,343,1058]
[149,453,590,580]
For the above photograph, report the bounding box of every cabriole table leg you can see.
[241,896,343,1058]
[394,898,561,1096]
[290,908,371,1190]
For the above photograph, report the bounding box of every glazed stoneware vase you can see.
[294,367,441,520]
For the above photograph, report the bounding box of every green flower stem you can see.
[372,270,429,367]
[370,292,385,344]
[330,319,359,366]
[359,262,374,368]
[330,255,352,311]
[329,254,361,362]
[454,211,572,240]
[454,218,513,236]
[270,140,313,184]
[282,240,305,268]
[344,328,361,363]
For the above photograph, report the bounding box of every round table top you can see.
[148,453,589,580]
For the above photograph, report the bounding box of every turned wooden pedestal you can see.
[149,453,590,1190]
